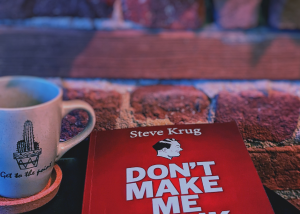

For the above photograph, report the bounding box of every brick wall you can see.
[1,0,300,30]
[59,78,300,209]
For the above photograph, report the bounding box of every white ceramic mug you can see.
[0,76,96,198]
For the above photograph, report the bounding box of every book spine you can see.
[82,131,97,214]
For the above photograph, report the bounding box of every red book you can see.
[82,122,274,214]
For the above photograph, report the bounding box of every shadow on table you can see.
[24,138,90,214]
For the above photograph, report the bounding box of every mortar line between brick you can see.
[274,190,300,200]
[207,96,217,123]
[115,92,137,129]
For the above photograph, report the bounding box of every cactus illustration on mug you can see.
[13,120,42,170]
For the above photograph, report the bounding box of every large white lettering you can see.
[179,177,203,194]
[156,179,179,197]
[126,181,153,200]
[169,163,191,178]
[199,211,230,214]
[148,165,169,180]
[181,195,202,213]
[197,161,215,176]
[126,161,227,213]
[152,196,180,214]
[126,167,146,183]
[202,176,223,193]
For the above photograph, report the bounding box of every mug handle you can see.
[55,100,96,161]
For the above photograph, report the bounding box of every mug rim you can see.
[0,76,63,111]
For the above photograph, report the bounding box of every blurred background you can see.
[0,0,299,79]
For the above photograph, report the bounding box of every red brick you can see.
[61,88,122,140]
[213,0,261,29]
[122,0,205,30]
[249,145,300,190]
[215,90,300,142]
[269,0,300,29]
[130,85,210,124]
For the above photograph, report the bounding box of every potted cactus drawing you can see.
[13,120,42,170]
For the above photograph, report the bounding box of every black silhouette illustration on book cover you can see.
[152,138,182,160]
[13,120,42,170]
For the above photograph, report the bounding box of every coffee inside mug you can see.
[0,76,60,108]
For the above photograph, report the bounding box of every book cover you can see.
[82,122,274,214]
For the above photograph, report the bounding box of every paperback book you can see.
[82,122,274,214]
